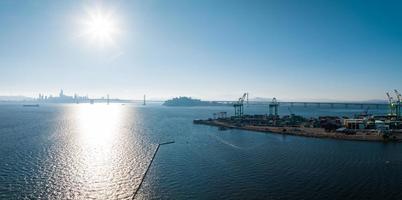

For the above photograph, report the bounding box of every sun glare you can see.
[78,6,121,48]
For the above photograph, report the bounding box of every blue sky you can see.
[0,0,401,101]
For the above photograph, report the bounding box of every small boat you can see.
[23,104,39,107]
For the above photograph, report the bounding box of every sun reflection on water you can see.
[73,104,131,199]
[76,104,122,147]
[38,104,151,199]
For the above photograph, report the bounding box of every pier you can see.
[194,118,402,142]
[132,141,175,199]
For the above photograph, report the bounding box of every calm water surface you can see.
[1,103,402,199]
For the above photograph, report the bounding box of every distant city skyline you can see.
[1,0,402,101]
[0,88,393,103]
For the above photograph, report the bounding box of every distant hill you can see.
[359,99,388,104]
[163,97,224,106]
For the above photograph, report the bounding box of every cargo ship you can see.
[23,104,39,107]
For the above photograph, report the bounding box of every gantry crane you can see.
[233,93,248,117]
[386,92,397,117]
[394,89,401,119]
[269,97,279,117]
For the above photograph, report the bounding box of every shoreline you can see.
[194,119,402,142]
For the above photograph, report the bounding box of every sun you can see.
[78,6,121,48]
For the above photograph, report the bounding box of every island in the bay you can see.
[163,96,224,106]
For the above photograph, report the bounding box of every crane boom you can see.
[237,93,248,104]
[386,92,393,103]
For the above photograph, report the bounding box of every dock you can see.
[194,119,402,142]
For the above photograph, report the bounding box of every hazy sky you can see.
[1,0,401,101]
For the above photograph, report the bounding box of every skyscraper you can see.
[59,89,64,98]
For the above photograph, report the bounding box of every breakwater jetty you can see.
[132,141,175,199]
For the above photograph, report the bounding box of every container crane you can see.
[386,92,397,116]
[269,97,279,117]
[233,93,248,117]
[394,89,401,119]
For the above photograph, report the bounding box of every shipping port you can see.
[194,91,402,142]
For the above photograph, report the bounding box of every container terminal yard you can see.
[194,90,402,142]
